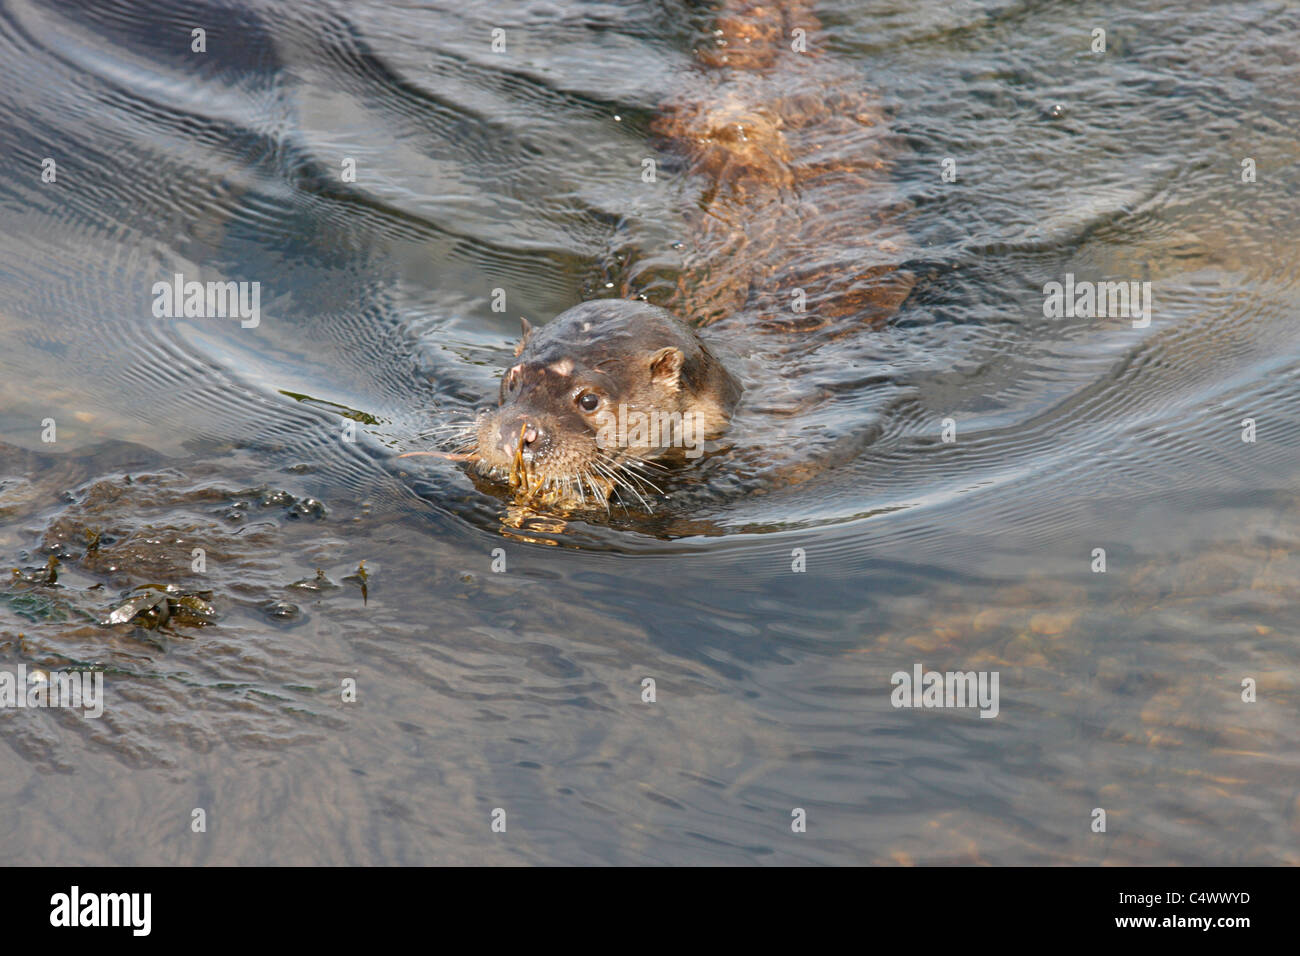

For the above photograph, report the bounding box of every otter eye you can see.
[577,391,601,412]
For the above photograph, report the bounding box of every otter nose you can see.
[501,418,542,457]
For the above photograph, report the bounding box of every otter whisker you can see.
[594,462,653,503]
[417,419,477,432]
[589,462,629,512]
[597,452,666,498]
[606,452,669,483]
[617,465,665,495]
[578,465,612,513]
[622,454,671,473]
[594,457,653,510]
[619,459,671,485]
[414,421,478,441]
[398,450,480,461]
[589,475,611,513]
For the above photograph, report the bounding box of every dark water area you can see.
[1,0,1298,864]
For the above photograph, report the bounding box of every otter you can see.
[437,0,911,511]
[469,300,741,509]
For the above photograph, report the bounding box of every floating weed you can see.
[101,583,218,631]
[342,560,369,605]
[11,554,59,585]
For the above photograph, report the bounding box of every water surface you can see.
[1,0,1298,864]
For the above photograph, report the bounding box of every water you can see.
[1,0,1298,864]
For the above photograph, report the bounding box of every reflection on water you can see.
[1,0,1298,864]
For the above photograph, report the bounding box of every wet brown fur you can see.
[631,0,914,329]
[467,0,911,507]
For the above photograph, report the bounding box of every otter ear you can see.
[513,317,533,358]
[649,346,684,388]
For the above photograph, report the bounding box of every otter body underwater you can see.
[429,0,913,512]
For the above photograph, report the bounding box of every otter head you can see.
[472,299,742,508]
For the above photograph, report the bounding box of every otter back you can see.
[620,0,914,332]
